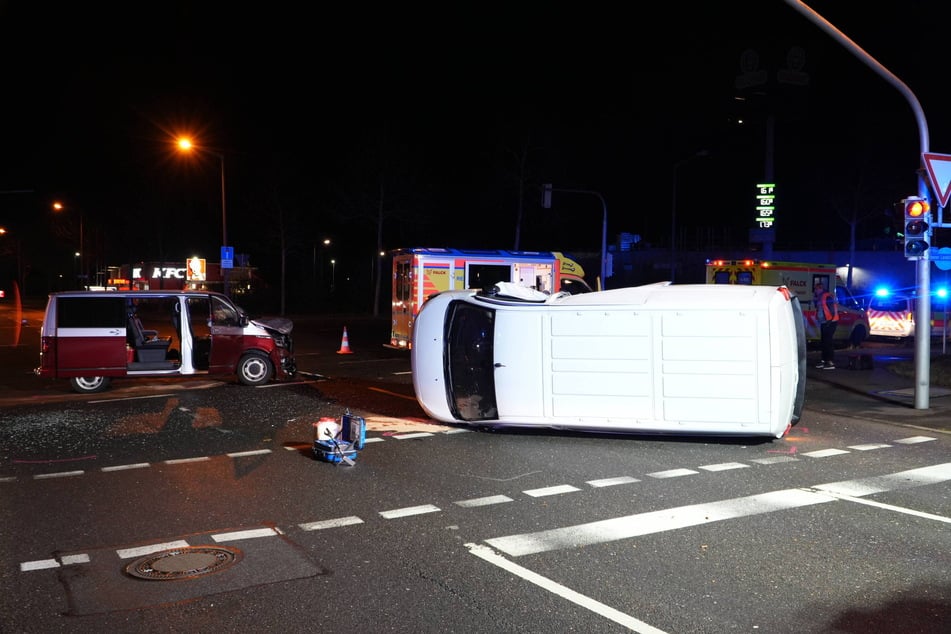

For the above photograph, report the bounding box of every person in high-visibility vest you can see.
[814,280,839,369]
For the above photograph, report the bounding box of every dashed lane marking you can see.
[482,462,951,558]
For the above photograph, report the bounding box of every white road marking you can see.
[802,448,850,458]
[227,449,272,458]
[163,456,211,464]
[101,463,150,472]
[212,527,279,542]
[751,456,799,464]
[893,436,936,444]
[646,468,697,479]
[392,432,434,440]
[484,463,951,558]
[20,559,61,571]
[117,540,190,559]
[466,543,670,634]
[34,471,83,479]
[699,462,748,472]
[587,476,640,488]
[61,553,90,565]
[524,484,580,497]
[847,443,891,451]
[379,504,441,519]
[299,516,364,531]
[486,488,837,557]
[455,495,514,508]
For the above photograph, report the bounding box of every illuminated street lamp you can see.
[52,201,85,288]
[176,136,230,296]
[313,238,331,287]
[331,259,336,292]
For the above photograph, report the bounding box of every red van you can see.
[34,290,296,393]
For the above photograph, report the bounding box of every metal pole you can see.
[79,212,84,289]
[219,153,229,297]
[540,186,608,290]
[784,0,931,409]
[670,167,678,282]
[599,193,608,290]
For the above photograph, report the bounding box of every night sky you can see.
[1,2,949,304]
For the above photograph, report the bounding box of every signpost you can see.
[923,152,951,212]
[932,246,951,271]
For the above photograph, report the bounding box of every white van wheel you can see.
[237,353,273,386]
[69,376,111,394]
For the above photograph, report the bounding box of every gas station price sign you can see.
[755,183,776,228]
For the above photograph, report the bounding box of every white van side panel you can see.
[536,308,770,431]
[548,311,653,417]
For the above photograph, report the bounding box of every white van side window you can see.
[58,297,125,328]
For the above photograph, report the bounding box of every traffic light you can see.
[903,196,931,259]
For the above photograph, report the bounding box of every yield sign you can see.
[922,152,951,208]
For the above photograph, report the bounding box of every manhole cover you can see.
[124,545,243,580]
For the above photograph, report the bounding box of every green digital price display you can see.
[755,183,776,228]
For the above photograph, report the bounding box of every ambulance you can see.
[706,259,870,346]
[389,247,592,349]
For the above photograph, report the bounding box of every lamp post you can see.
[53,202,85,289]
[176,137,229,296]
[541,184,608,290]
[313,238,331,290]
[670,149,709,283]
[330,259,336,293]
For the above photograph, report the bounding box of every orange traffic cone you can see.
[336,327,354,354]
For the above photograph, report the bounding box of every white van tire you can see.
[69,376,111,394]
[237,353,273,386]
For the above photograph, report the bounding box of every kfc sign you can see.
[132,266,187,280]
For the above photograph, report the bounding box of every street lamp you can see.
[541,184,608,290]
[670,149,710,283]
[313,238,331,289]
[176,137,229,296]
[331,259,336,293]
[53,202,85,289]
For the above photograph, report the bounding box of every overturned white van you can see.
[412,282,806,438]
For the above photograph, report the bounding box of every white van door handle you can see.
[494,363,505,368]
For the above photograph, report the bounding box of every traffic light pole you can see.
[786,0,933,408]
[914,173,932,410]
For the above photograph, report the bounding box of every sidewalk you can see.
[804,347,951,435]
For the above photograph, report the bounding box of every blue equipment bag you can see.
[313,411,365,464]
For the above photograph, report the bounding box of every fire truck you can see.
[706,259,870,346]
[389,247,592,349]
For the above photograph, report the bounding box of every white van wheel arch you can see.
[236,353,273,386]
[69,376,111,394]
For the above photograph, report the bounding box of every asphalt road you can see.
[1,301,949,633]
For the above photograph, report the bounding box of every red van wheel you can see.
[236,353,273,386]
[69,376,111,394]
